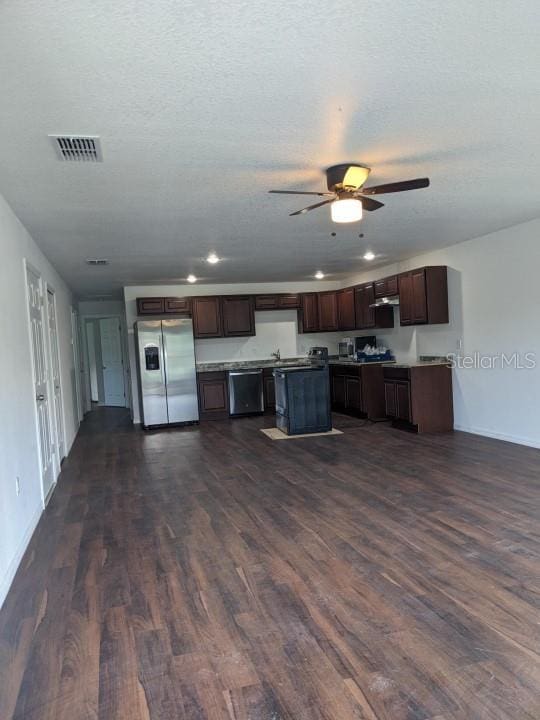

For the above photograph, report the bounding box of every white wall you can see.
[340,218,540,448]
[0,192,78,608]
[124,281,343,423]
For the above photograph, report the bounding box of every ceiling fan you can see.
[269,164,429,223]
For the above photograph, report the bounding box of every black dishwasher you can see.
[274,366,331,435]
[228,369,264,416]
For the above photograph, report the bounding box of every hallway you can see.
[1,409,540,719]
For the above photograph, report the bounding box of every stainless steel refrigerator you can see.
[134,319,199,428]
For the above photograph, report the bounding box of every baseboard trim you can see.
[454,424,540,449]
[0,503,43,610]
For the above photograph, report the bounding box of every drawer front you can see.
[331,363,361,377]
[383,366,411,381]
[197,371,226,381]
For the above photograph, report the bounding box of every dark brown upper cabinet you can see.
[299,293,319,333]
[137,296,191,315]
[337,288,356,330]
[398,266,448,326]
[255,295,279,310]
[192,296,223,338]
[221,296,255,337]
[374,275,398,298]
[164,297,191,314]
[254,293,301,311]
[354,283,376,329]
[318,291,339,332]
[354,283,394,330]
[137,297,165,315]
[277,293,301,309]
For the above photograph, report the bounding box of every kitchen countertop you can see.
[328,359,395,366]
[196,357,312,372]
[196,356,450,373]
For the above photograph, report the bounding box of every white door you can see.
[99,318,125,406]
[46,289,65,459]
[26,266,55,500]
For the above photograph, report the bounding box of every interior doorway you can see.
[83,315,127,409]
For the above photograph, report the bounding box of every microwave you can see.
[338,340,354,359]
[339,336,377,359]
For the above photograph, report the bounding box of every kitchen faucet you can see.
[271,348,281,361]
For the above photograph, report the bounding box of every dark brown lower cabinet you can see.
[383,364,453,432]
[197,372,229,419]
[330,363,387,420]
[384,380,411,422]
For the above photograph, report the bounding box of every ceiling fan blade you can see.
[269,190,334,196]
[361,178,430,195]
[359,196,384,211]
[289,199,334,216]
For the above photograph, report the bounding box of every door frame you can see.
[80,312,130,410]
[45,284,66,471]
[71,307,84,424]
[23,259,56,506]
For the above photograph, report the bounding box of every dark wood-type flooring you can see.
[1,408,540,719]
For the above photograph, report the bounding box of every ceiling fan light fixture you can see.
[331,198,363,223]
[342,165,370,189]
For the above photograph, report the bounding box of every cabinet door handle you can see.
[36,394,45,401]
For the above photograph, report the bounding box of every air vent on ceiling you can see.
[49,135,103,162]
[85,258,109,266]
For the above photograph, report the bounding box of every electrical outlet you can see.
[15,476,20,496]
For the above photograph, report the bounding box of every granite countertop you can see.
[196,357,312,372]
[196,355,450,372]
[329,355,450,368]
[385,361,451,368]
[328,359,396,366]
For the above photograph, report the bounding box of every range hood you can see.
[370,295,400,308]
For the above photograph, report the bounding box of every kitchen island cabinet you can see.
[330,363,387,421]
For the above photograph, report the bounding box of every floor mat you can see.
[260,427,343,440]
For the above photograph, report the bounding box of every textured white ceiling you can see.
[0,0,539,296]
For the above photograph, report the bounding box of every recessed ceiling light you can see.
[186,274,197,283]
[206,252,220,264]
[315,271,325,280]
[363,251,375,261]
